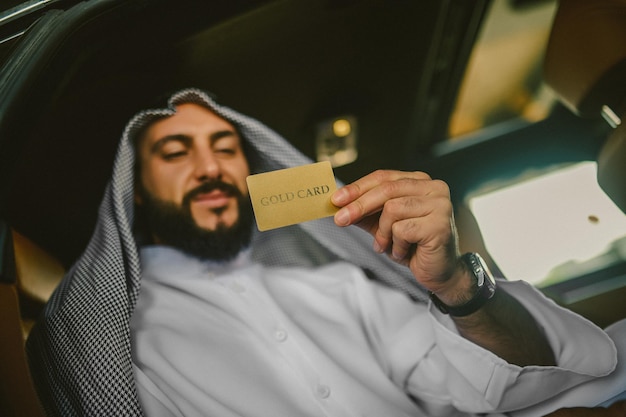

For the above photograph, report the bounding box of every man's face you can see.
[136,103,251,233]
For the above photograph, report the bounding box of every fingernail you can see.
[373,241,384,253]
[335,209,350,226]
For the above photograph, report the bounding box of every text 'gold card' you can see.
[246,161,339,231]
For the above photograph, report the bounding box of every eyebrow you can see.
[150,130,239,154]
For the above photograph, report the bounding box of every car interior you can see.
[0,0,625,415]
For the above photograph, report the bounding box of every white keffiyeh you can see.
[26,88,428,416]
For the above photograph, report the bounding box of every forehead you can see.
[139,103,238,145]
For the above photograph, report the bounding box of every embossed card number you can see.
[246,161,339,231]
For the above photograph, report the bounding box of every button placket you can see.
[228,276,338,410]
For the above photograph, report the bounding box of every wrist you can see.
[430,253,497,317]
[431,257,475,306]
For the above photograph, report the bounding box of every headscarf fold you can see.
[27,88,427,416]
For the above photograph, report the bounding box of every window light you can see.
[469,161,626,286]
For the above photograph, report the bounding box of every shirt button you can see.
[315,384,331,399]
[274,329,288,342]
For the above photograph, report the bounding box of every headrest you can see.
[543,0,626,121]
[544,0,626,213]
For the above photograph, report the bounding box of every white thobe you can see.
[130,246,623,416]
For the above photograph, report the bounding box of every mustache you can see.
[182,180,244,207]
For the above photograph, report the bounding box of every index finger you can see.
[331,170,431,206]
[331,170,432,226]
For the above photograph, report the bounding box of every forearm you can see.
[418,279,619,413]
[451,287,556,366]
[433,260,556,367]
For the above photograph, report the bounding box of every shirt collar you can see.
[139,245,253,283]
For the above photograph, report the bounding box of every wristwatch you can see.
[430,252,497,317]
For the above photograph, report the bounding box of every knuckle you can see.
[431,179,451,196]
[344,182,361,198]
[413,171,432,180]
[371,169,392,184]
[380,180,401,197]
[391,218,415,239]
[390,221,404,240]
[381,198,406,220]
[372,169,388,179]
[352,198,367,217]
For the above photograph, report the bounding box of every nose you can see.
[193,148,221,181]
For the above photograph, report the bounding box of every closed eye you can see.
[212,133,241,158]
[162,150,188,160]
[151,134,192,160]
[214,147,236,155]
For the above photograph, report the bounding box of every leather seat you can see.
[543,0,626,214]
[0,221,64,417]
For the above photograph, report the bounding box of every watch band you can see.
[429,253,497,317]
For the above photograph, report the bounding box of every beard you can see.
[136,180,254,261]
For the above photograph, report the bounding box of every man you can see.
[27,88,625,416]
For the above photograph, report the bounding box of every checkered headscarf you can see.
[26,88,428,416]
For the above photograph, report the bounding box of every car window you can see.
[448,0,558,141]
[439,0,626,300]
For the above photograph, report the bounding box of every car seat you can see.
[0,220,64,417]
[543,0,626,214]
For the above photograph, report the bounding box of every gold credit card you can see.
[246,161,339,231]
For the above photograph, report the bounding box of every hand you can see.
[544,400,626,416]
[332,171,556,367]
[331,170,460,293]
